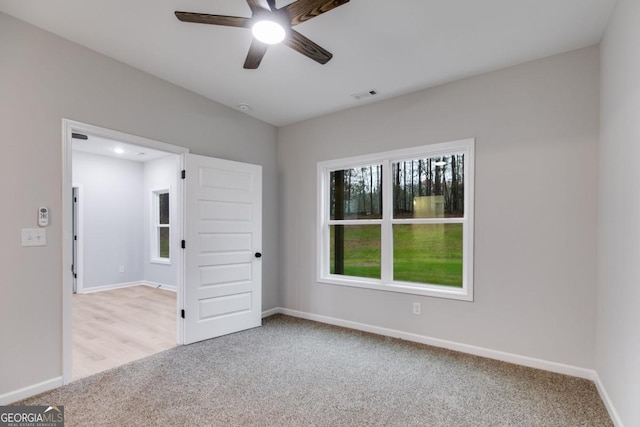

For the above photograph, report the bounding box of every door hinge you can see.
[181,170,186,179]
[181,309,185,319]
[181,240,186,249]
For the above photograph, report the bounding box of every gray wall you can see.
[278,46,599,369]
[598,0,640,425]
[143,155,179,288]
[73,152,179,290]
[0,12,278,396]
[73,151,145,289]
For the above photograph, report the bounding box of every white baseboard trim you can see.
[593,372,624,427]
[276,307,596,380]
[261,307,280,318]
[79,281,177,294]
[0,377,63,405]
[79,281,143,294]
[141,281,177,292]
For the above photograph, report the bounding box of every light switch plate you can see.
[22,228,47,246]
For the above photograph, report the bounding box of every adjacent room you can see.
[1,0,639,426]
[71,135,180,379]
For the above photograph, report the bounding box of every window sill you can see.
[151,259,171,265]
[318,275,473,301]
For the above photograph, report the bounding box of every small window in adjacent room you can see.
[152,189,170,263]
[317,139,475,301]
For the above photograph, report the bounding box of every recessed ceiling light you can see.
[238,104,251,111]
[251,20,286,44]
[114,147,124,154]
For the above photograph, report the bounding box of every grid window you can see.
[153,190,170,262]
[318,139,474,300]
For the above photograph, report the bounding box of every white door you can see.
[183,153,262,344]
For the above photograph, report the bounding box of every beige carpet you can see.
[20,315,612,426]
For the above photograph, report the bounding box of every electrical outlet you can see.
[119,266,125,273]
[413,302,421,315]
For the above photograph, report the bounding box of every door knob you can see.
[255,252,262,258]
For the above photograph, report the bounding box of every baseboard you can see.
[79,281,177,294]
[141,281,177,292]
[261,307,280,318]
[276,307,596,380]
[79,281,143,294]
[0,377,63,405]
[593,372,624,427]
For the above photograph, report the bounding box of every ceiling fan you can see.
[175,0,350,69]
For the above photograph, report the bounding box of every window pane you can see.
[159,193,170,224]
[159,227,170,259]
[330,225,380,279]
[393,154,464,218]
[330,166,382,220]
[393,224,462,287]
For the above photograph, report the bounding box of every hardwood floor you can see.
[72,285,177,380]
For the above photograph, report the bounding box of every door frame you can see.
[61,119,189,385]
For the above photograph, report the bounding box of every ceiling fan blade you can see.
[246,0,272,12]
[175,12,250,28]
[284,29,332,64]
[283,0,350,26]
[244,39,269,69]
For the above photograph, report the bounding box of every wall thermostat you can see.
[38,207,49,227]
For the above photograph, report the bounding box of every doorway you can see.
[68,129,183,380]
[62,120,264,384]
[62,120,188,383]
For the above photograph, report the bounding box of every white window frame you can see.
[151,188,171,265]
[317,138,475,301]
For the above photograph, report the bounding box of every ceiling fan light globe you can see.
[252,20,286,44]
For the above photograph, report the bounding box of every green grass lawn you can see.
[330,223,463,287]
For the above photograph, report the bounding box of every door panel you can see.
[184,154,262,344]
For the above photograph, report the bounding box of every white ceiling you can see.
[0,0,617,126]
[72,135,172,162]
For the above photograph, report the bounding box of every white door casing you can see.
[183,153,262,344]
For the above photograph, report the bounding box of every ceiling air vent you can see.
[350,90,378,100]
